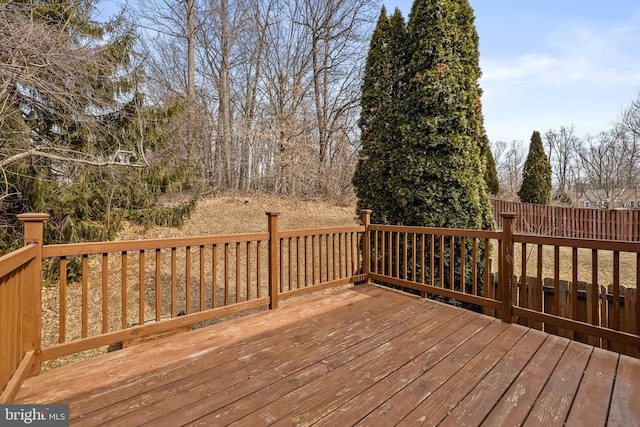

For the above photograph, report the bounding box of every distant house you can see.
[576,188,640,209]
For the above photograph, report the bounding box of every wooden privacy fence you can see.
[2,209,640,403]
[491,199,640,241]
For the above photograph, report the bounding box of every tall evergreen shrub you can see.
[353,0,495,299]
[518,131,552,205]
[353,7,407,224]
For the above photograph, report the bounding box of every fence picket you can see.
[492,199,640,241]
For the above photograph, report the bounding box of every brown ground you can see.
[118,194,359,239]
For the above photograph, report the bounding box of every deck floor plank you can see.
[18,285,374,404]
[565,347,619,427]
[523,340,593,427]
[179,299,458,426]
[439,328,548,426]
[354,319,510,426]
[397,323,531,426]
[76,287,424,425]
[11,284,640,427]
[233,307,481,426]
[116,293,435,426]
[313,310,494,427]
[608,354,640,426]
[479,334,570,426]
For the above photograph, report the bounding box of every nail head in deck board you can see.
[565,347,619,427]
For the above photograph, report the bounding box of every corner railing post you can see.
[360,209,372,282]
[17,213,49,375]
[500,212,516,323]
[266,212,280,309]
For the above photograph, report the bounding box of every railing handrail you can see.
[42,232,271,257]
[514,233,640,251]
[279,225,365,239]
[0,245,38,278]
[370,224,501,239]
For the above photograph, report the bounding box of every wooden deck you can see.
[15,284,640,426]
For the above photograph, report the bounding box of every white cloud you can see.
[479,14,640,142]
[482,18,640,89]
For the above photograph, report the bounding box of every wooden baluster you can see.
[102,254,108,333]
[121,251,128,329]
[500,213,516,323]
[60,257,67,343]
[266,212,280,309]
[185,246,191,314]
[139,251,146,325]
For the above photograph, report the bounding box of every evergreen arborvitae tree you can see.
[518,131,552,205]
[354,0,494,300]
[394,0,493,230]
[482,135,500,195]
[353,7,407,224]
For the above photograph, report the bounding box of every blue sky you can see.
[383,0,640,143]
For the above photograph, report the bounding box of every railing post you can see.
[17,213,49,375]
[360,209,372,282]
[266,212,280,309]
[500,212,516,324]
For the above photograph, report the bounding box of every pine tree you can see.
[0,1,194,252]
[518,131,552,205]
[353,7,407,224]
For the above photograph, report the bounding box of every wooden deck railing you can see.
[510,234,640,357]
[367,224,503,312]
[2,209,640,402]
[365,214,639,357]
[0,214,48,403]
[36,212,366,362]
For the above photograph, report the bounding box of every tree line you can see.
[0,0,380,251]
[134,0,379,198]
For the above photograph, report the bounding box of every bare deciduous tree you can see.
[137,0,377,199]
[621,93,640,139]
[491,140,525,199]
[545,124,580,200]
[578,128,640,207]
